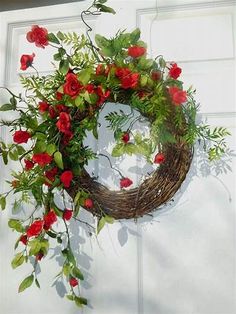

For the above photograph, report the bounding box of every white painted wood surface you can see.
[0,1,235,313]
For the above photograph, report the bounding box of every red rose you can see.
[13,130,31,144]
[56,91,63,100]
[96,64,105,75]
[20,53,35,70]
[62,130,74,146]
[44,167,58,186]
[43,209,57,230]
[56,112,71,134]
[96,86,110,106]
[154,153,165,164]
[19,234,28,245]
[38,101,49,113]
[169,63,182,80]
[63,209,73,221]
[63,73,83,98]
[36,252,44,261]
[121,73,139,89]
[122,132,130,143]
[32,153,53,167]
[24,159,35,171]
[120,177,133,188]
[115,67,131,78]
[26,25,48,48]
[128,46,146,58]
[84,198,93,209]
[60,170,73,188]
[85,84,95,94]
[27,220,44,238]
[69,277,78,287]
[151,70,162,81]
[169,86,187,105]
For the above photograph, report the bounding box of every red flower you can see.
[151,71,161,81]
[24,159,34,171]
[96,86,110,106]
[84,198,93,209]
[121,73,139,89]
[38,101,49,113]
[36,252,44,261]
[56,91,63,100]
[154,153,165,164]
[85,84,95,94]
[32,153,53,167]
[120,177,133,188]
[69,277,78,287]
[62,130,74,146]
[115,67,131,78]
[48,106,57,119]
[63,73,83,98]
[26,25,48,48]
[128,46,146,58]
[169,86,187,105]
[169,63,182,80]
[96,64,105,75]
[63,209,73,221]
[122,132,130,143]
[27,220,44,238]
[60,170,73,188]
[43,209,57,230]
[56,112,71,134]
[44,167,58,186]
[20,53,35,70]
[13,130,31,144]
[19,235,28,245]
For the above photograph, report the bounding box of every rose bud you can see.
[121,132,130,144]
[154,153,165,164]
[84,198,93,209]
[69,277,78,287]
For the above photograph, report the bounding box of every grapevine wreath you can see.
[0,0,230,308]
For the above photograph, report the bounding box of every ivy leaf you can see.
[2,150,8,164]
[72,266,84,280]
[9,149,19,161]
[0,196,6,210]
[0,103,16,111]
[8,219,24,232]
[104,215,114,224]
[74,296,88,307]
[95,4,116,14]
[78,68,93,85]
[130,28,141,43]
[95,34,111,50]
[112,143,125,157]
[97,216,106,234]
[18,274,34,293]
[124,143,137,155]
[48,33,60,45]
[11,252,25,269]
[46,144,57,156]
[54,151,64,169]
[59,59,69,75]
[66,294,75,301]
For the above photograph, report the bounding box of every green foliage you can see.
[11,252,25,269]
[18,274,34,293]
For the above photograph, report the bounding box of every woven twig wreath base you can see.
[67,143,193,220]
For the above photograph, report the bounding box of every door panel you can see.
[0,1,235,314]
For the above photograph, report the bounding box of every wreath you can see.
[0,0,230,308]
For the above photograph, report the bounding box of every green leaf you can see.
[124,143,137,155]
[100,47,115,57]
[53,53,62,61]
[111,143,125,157]
[11,252,25,269]
[75,96,85,109]
[74,296,88,307]
[104,215,114,224]
[57,31,64,41]
[66,294,75,301]
[0,196,6,210]
[59,59,69,75]
[95,34,111,50]
[78,68,92,85]
[48,33,60,45]
[8,219,24,232]
[54,151,64,169]
[2,150,8,164]
[16,145,26,155]
[35,278,40,289]
[97,216,106,234]
[72,266,84,280]
[28,239,42,256]
[9,149,19,161]
[46,144,57,156]
[98,0,108,3]
[10,96,17,107]
[96,4,116,14]
[63,263,71,276]
[33,141,46,153]
[138,57,153,70]
[130,28,141,43]
[0,103,16,111]
[18,274,34,293]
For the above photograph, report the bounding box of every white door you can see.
[0,1,235,314]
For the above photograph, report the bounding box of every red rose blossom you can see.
[169,86,187,105]
[27,220,44,238]
[84,198,93,209]
[13,130,31,144]
[19,234,28,245]
[43,209,57,230]
[96,85,110,106]
[63,209,73,221]
[38,101,49,113]
[69,277,78,287]
[169,63,182,80]
[32,152,53,167]
[63,73,83,98]
[62,130,74,146]
[20,53,35,71]
[56,112,71,134]
[151,70,162,81]
[122,132,130,143]
[115,67,131,78]
[26,25,48,48]
[128,46,146,58]
[24,159,34,171]
[44,167,58,186]
[96,64,105,76]
[60,170,73,188]
[154,153,165,164]
[36,252,44,261]
[121,73,139,89]
[56,91,63,100]
[120,177,133,188]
